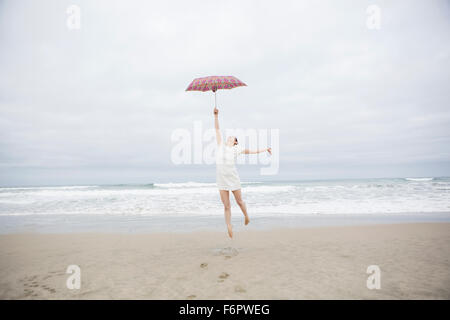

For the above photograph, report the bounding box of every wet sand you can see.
[0,223,449,299]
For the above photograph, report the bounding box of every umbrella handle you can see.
[215,91,217,108]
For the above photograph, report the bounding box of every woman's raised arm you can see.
[214,107,222,145]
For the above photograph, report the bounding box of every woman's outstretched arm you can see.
[214,107,222,145]
[243,148,272,155]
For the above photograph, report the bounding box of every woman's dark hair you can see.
[235,137,238,145]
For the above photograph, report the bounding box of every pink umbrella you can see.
[185,75,247,108]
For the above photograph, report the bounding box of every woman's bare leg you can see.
[232,189,249,225]
[219,190,233,238]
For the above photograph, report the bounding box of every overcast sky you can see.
[0,0,449,186]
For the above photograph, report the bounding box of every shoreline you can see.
[0,222,449,299]
[0,212,449,234]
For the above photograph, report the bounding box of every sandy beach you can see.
[0,223,449,299]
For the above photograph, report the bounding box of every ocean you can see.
[0,177,449,233]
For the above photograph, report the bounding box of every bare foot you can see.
[244,214,250,225]
[227,224,233,238]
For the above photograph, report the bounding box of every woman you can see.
[214,107,272,238]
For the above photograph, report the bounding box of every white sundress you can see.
[216,143,244,191]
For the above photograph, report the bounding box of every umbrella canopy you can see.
[186,75,246,92]
[185,75,246,107]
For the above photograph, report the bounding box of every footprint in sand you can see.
[22,274,57,296]
[23,287,37,298]
[200,263,208,269]
[42,285,56,293]
[212,247,239,258]
[218,272,229,280]
[234,285,246,293]
[23,277,40,289]
[222,247,238,257]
